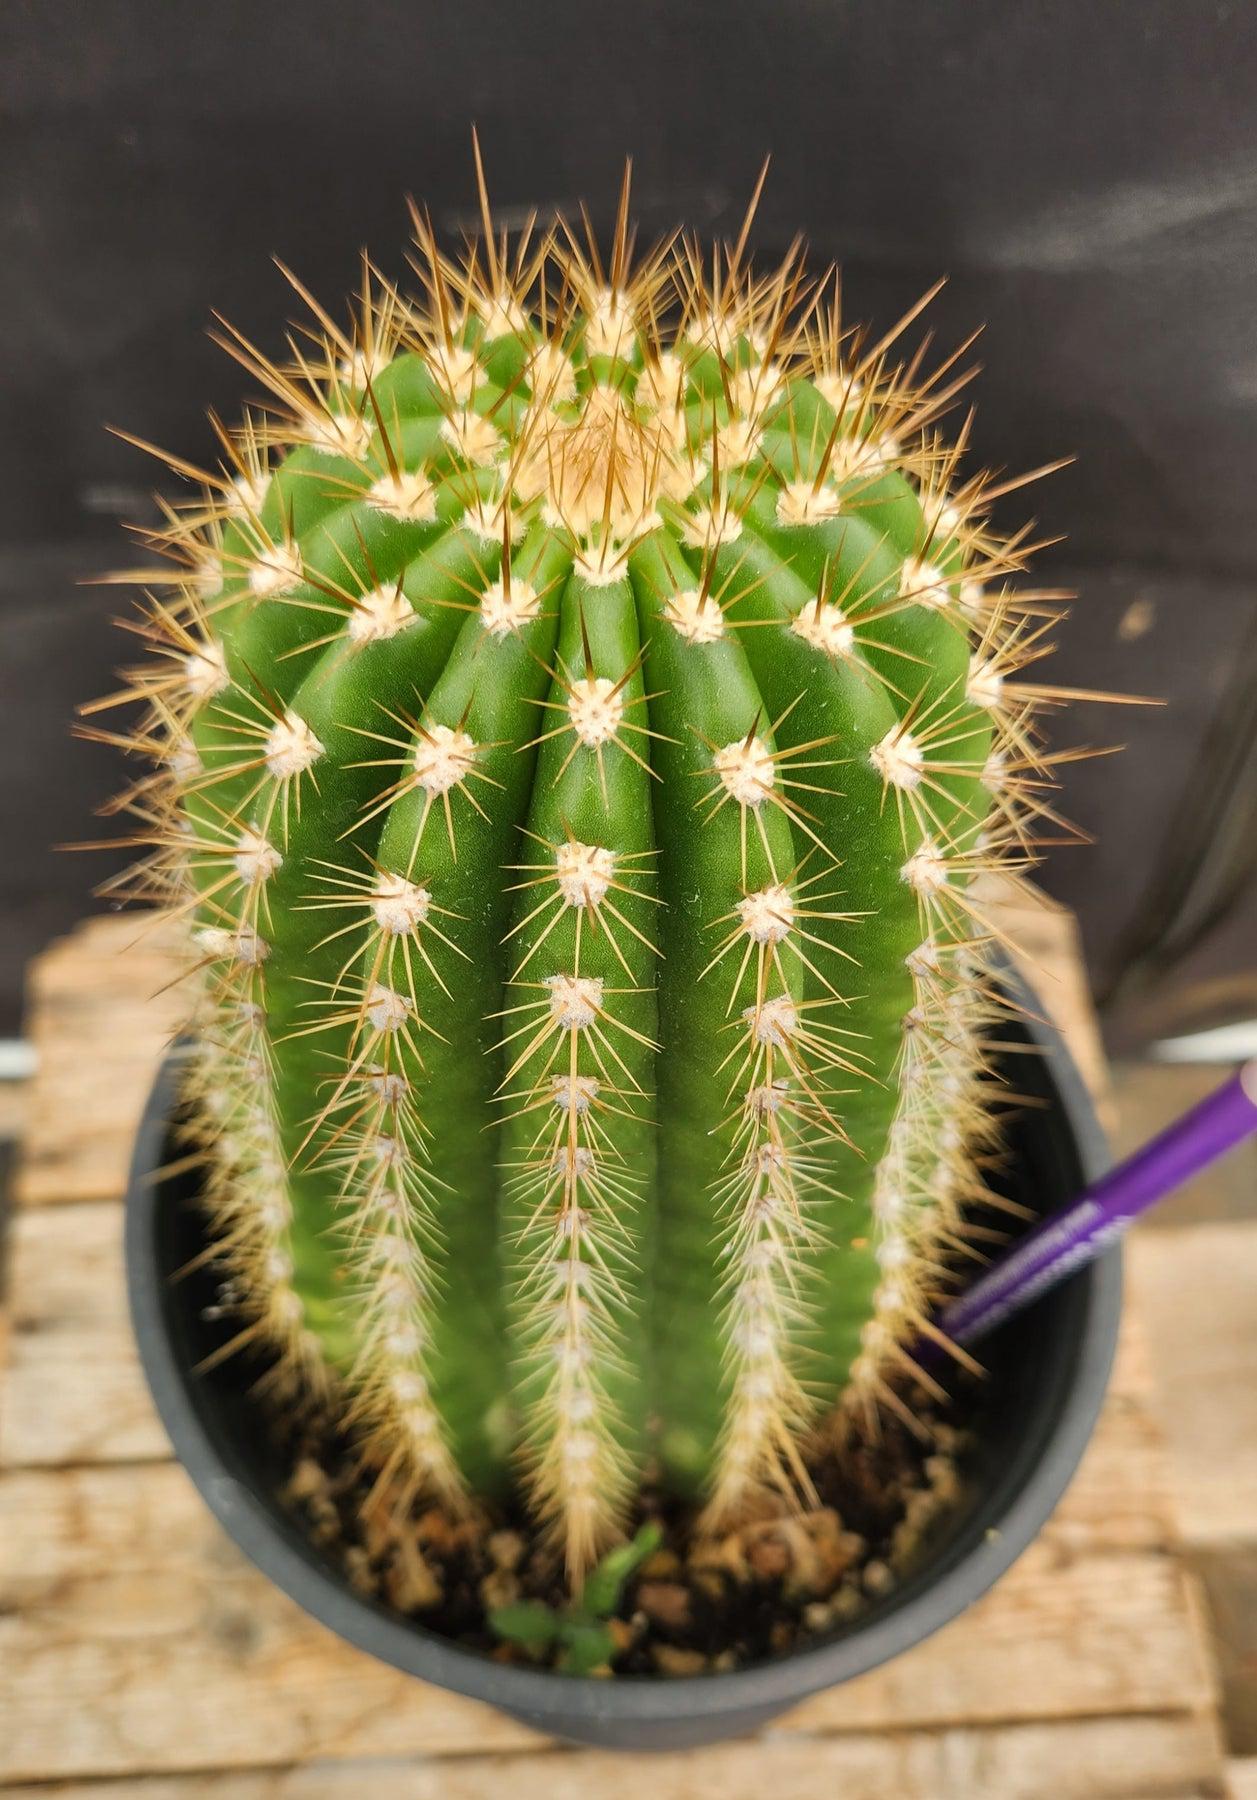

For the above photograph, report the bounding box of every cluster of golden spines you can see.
[82,162,1106,1575]
[292,865,474,1508]
[99,232,1041,673]
[696,735,871,1526]
[497,901,659,1570]
[178,965,324,1395]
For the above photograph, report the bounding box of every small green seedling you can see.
[490,1522,664,1673]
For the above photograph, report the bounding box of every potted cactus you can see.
[106,163,1120,1749]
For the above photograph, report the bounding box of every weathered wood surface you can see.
[1229,1757,1257,1800]
[1128,1222,1257,1551]
[0,909,1229,1796]
[0,1715,1231,1800]
[0,1201,166,1466]
[15,913,187,1207]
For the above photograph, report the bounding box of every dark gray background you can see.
[3,0,1255,1041]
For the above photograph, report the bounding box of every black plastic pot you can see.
[126,974,1121,1752]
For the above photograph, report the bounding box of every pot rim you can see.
[125,964,1121,1729]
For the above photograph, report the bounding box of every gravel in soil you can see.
[274,1385,974,1677]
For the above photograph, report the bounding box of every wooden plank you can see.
[976,878,1116,1132]
[0,1201,166,1466]
[0,1474,534,1778]
[800,1545,1217,1736]
[1128,1223,1257,1549]
[16,914,185,1207]
[0,1456,1217,1784]
[1229,1758,1257,1800]
[1035,1322,1179,1556]
[0,1713,1228,1799]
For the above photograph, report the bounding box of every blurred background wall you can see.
[2,0,1255,1044]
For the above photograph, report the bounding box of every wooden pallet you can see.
[0,908,1230,1798]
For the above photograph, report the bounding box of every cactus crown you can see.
[95,157,1075,1582]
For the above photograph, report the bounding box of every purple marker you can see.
[933,1059,1257,1351]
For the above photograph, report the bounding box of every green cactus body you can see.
[105,191,1046,1578]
